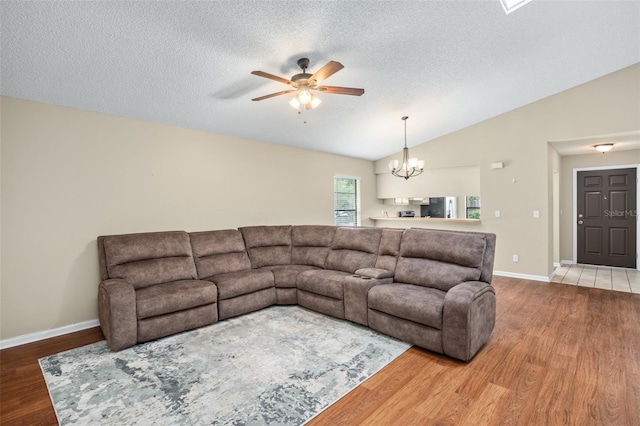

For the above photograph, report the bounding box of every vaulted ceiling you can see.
[1,1,639,160]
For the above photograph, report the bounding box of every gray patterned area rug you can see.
[40,306,410,425]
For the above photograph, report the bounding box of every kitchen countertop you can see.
[369,217,480,223]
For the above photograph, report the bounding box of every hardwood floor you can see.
[2,276,640,425]
[0,327,105,425]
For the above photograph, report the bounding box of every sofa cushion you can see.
[206,269,274,300]
[259,264,319,288]
[368,283,445,330]
[394,228,486,291]
[102,231,197,289]
[297,269,350,300]
[189,230,251,278]
[240,225,292,268]
[325,227,383,273]
[375,228,404,273]
[291,225,337,267]
[135,280,217,320]
[401,228,486,267]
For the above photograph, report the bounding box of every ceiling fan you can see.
[251,58,364,110]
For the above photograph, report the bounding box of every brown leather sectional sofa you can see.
[97,225,496,361]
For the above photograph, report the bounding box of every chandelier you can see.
[389,116,424,180]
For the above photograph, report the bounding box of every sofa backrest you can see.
[394,228,495,291]
[325,227,383,273]
[291,225,337,268]
[189,230,251,278]
[375,228,404,273]
[239,225,292,268]
[97,231,197,289]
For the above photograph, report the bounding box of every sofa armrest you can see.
[98,279,137,351]
[354,267,394,279]
[344,275,393,325]
[442,281,496,362]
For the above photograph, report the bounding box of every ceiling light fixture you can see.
[594,144,613,153]
[289,87,322,110]
[389,116,424,180]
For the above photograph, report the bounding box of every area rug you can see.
[40,306,411,425]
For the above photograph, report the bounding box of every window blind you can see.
[334,177,358,226]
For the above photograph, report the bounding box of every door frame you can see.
[572,163,640,270]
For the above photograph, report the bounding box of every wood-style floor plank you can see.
[2,278,640,426]
[0,327,105,425]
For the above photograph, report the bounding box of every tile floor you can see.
[551,263,640,294]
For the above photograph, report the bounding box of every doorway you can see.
[575,167,637,268]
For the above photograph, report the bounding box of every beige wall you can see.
[2,63,639,342]
[0,96,382,341]
[374,63,640,278]
[558,150,640,262]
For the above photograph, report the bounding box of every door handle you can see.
[578,213,583,218]
[578,220,584,225]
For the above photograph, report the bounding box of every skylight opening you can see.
[500,0,533,14]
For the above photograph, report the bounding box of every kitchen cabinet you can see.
[383,198,410,206]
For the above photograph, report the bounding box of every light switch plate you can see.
[495,210,501,218]
[533,210,540,218]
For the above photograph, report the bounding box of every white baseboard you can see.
[0,319,100,350]
[493,270,550,283]
[560,260,576,265]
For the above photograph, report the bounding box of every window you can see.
[466,196,481,219]
[334,177,359,226]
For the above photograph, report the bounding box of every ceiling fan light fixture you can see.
[289,92,322,110]
[298,89,312,104]
[594,144,613,153]
[309,95,322,109]
[289,97,301,109]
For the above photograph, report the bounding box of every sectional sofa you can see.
[97,225,496,361]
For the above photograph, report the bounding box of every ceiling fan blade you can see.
[317,86,365,96]
[251,70,291,85]
[310,61,344,83]
[252,90,296,101]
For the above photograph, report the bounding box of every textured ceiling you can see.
[1,1,639,160]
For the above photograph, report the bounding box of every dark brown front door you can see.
[577,167,637,268]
